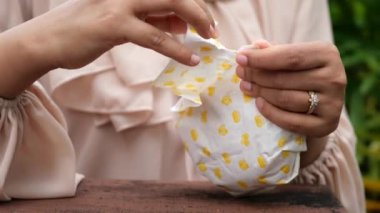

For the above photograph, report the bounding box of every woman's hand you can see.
[0,0,216,98]
[36,0,217,69]
[235,41,346,138]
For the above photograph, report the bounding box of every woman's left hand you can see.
[235,41,346,138]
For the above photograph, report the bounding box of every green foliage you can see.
[329,0,380,180]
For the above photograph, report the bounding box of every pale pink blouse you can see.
[0,0,365,212]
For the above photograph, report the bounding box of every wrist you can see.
[0,18,58,98]
[300,136,329,168]
[17,16,61,72]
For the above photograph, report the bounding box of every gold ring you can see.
[307,91,319,114]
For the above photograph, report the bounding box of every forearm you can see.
[0,16,59,99]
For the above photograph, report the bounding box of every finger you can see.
[241,80,344,125]
[255,97,329,137]
[194,0,218,34]
[236,66,324,91]
[253,39,271,49]
[139,0,215,39]
[237,42,338,71]
[145,15,187,34]
[237,40,270,53]
[241,82,312,113]
[126,18,200,66]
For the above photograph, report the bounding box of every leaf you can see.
[359,73,377,95]
[349,90,366,131]
[352,1,367,28]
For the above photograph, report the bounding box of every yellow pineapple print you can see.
[185,83,197,92]
[190,129,198,142]
[164,68,175,74]
[231,74,240,84]
[214,168,223,180]
[243,94,253,103]
[201,111,208,123]
[200,46,212,52]
[278,137,287,148]
[208,87,216,96]
[202,147,212,157]
[257,155,267,169]
[221,95,233,106]
[222,152,232,165]
[296,136,305,145]
[221,61,233,71]
[163,81,175,87]
[179,110,187,117]
[282,151,290,158]
[187,108,193,117]
[281,165,290,174]
[189,26,197,33]
[198,162,207,172]
[218,124,229,136]
[195,77,206,83]
[237,180,249,189]
[258,176,268,184]
[239,159,250,171]
[202,56,214,64]
[232,111,241,123]
[241,133,250,147]
[255,115,264,128]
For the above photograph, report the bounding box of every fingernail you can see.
[241,81,252,91]
[236,66,245,79]
[236,54,248,66]
[190,54,200,66]
[209,25,218,38]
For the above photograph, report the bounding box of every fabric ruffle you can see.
[0,83,82,200]
[47,45,175,132]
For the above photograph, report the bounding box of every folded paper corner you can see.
[171,96,203,112]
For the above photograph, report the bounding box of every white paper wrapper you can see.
[154,29,307,195]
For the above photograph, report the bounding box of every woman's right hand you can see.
[32,0,216,68]
[0,0,216,98]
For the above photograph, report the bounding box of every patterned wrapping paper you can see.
[154,29,307,195]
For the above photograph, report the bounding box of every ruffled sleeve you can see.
[0,83,82,200]
[294,110,365,213]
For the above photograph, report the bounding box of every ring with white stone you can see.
[307,91,319,114]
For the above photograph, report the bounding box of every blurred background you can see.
[329,0,380,211]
